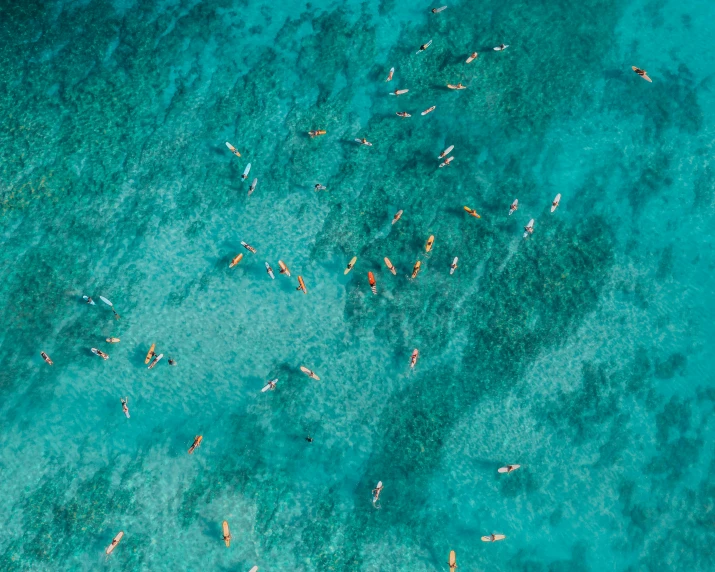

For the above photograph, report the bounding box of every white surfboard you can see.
[481,534,506,542]
[450,257,458,275]
[242,163,251,180]
[248,178,257,195]
[386,67,394,82]
[261,379,278,392]
[438,145,454,159]
[493,44,509,51]
[373,481,383,503]
[523,219,534,238]
[91,348,109,360]
[498,464,521,473]
[99,296,113,307]
[466,52,478,63]
[148,353,164,369]
[416,39,432,54]
[389,89,409,96]
[265,262,275,279]
[248,567,259,572]
[551,193,561,212]
[432,5,447,13]
[509,199,518,215]
[82,295,95,305]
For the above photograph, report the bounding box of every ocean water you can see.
[1,0,714,570]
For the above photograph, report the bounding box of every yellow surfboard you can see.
[344,256,357,275]
[144,343,155,364]
[222,521,231,547]
[449,550,456,570]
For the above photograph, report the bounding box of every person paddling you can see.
[121,397,130,418]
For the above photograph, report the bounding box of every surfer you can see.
[84,296,94,305]
[410,349,419,368]
[392,210,403,224]
[225,142,241,157]
[447,83,466,90]
[315,184,326,191]
[411,261,421,279]
[500,464,520,473]
[391,89,409,96]
[509,199,518,216]
[41,351,53,365]
[308,130,326,137]
[279,261,291,276]
[372,481,383,504]
[464,206,481,218]
[494,44,508,51]
[431,6,447,13]
[297,276,307,294]
[357,138,372,146]
[267,379,277,391]
[416,40,432,53]
[439,156,454,168]
[385,67,394,82]
[188,435,203,454]
[524,220,534,237]
[439,145,454,159]
[168,358,177,366]
[466,52,478,63]
[396,112,411,118]
[112,308,120,320]
[450,258,458,274]
[632,67,652,82]
[241,241,257,254]
[121,397,129,418]
[305,435,314,443]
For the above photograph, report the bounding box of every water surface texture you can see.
[1,0,715,570]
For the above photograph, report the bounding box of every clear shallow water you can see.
[1,0,715,570]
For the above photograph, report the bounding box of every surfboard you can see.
[498,464,521,473]
[632,66,652,82]
[261,379,278,393]
[242,163,251,180]
[91,348,109,360]
[105,531,123,555]
[106,338,120,343]
[354,138,373,146]
[300,366,320,380]
[449,550,456,570]
[368,272,377,295]
[82,295,95,305]
[450,257,458,275]
[144,343,156,364]
[297,276,307,293]
[392,210,403,224]
[410,349,419,368]
[493,45,509,51]
[523,219,534,238]
[41,351,53,365]
[482,534,506,542]
[416,39,432,54]
[278,260,291,277]
[222,521,231,547]
[241,241,256,253]
[466,52,478,63]
[344,256,357,275]
[390,89,409,96]
[248,178,257,195]
[425,235,435,253]
[308,130,326,137]
[265,262,275,279]
[385,67,394,82]
[99,296,113,307]
[248,567,259,572]
[230,253,243,268]
[509,199,518,215]
[396,112,411,117]
[447,84,466,90]
[464,206,481,218]
[421,106,436,116]
[439,157,454,168]
[148,353,163,369]
[188,435,203,454]
[384,257,397,275]
[411,261,421,279]
[439,145,454,159]
[225,142,241,157]
[432,5,447,13]
[372,481,383,503]
[551,193,561,212]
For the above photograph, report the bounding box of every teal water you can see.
[1,0,715,570]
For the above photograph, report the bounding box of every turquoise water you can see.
[1,0,715,569]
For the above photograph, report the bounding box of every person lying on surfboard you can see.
[121,397,129,418]
[356,138,372,146]
[632,67,652,82]
[315,184,326,191]
[372,481,383,504]
[84,296,94,305]
[396,112,411,117]
[431,6,447,13]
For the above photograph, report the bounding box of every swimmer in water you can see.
[306,435,314,443]
[315,184,326,191]
[121,397,129,418]
[357,138,372,146]
[168,358,177,366]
